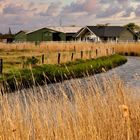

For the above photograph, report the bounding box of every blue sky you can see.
[0,0,140,33]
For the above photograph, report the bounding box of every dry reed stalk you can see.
[0,76,138,139]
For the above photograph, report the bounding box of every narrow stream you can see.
[96,56,140,88]
[8,56,140,104]
[42,56,140,96]
[11,56,140,97]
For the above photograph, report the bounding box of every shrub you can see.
[26,56,39,66]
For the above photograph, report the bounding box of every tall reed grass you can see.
[0,42,116,72]
[0,76,139,139]
[0,42,139,139]
[0,42,139,54]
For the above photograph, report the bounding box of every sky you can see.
[0,0,140,33]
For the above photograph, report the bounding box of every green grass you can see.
[1,54,127,91]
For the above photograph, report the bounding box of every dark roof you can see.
[27,27,57,35]
[87,26,129,37]
[15,30,29,35]
[0,34,14,39]
[138,32,140,38]
[74,27,84,37]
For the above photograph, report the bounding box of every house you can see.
[26,27,62,42]
[75,26,137,42]
[15,30,29,42]
[0,34,14,43]
[136,31,140,42]
[46,26,81,41]
[26,26,81,42]
[0,28,14,43]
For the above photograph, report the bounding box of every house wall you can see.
[15,32,27,42]
[27,28,53,42]
[59,32,66,41]
[27,28,66,42]
[118,29,134,42]
[66,33,75,41]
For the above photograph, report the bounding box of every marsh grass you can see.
[0,76,139,139]
[2,54,127,92]
[0,42,139,139]
[0,42,114,73]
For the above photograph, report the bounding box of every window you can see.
[44,32,51,37]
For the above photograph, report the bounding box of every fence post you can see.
[22,56,25,69]
[89,50,92,59]
[0,59,3,75]
[42,54,45,64]
[112,48,115,54]
[58,53,61,64]
[81,51,83,59]
[74,46,76,52]
[96,49,98,57]
[106,49,109,55]
[71,53,74,61]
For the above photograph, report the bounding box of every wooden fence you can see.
[0,48,115,74]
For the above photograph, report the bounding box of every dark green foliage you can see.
[26,57,39,65]
[124,23,140,31]
[1,54,127,91]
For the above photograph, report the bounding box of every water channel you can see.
[11,56,140,98]
[8,56,140,105]
[45,56,140,96]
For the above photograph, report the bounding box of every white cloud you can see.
[0,0,140,33]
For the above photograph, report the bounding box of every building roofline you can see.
[75,26,88,37]
[126,27,138,37]
[15,30,29,35]
[27,26,82,35]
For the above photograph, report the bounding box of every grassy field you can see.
[2,54,127,91]
[0,42,139,139]
[0,76,139,139]
[0,42,139,73]
[0,42,114,73]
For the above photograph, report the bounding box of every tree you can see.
[124,23,140,31]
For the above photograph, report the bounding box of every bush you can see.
[26,57,39,66]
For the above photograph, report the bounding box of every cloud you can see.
[0,0,140,33]
[96,5,122,18]
[62,0,99,15]
[3,4,28,15]
[135,5,140,17]
[39,2,62,17]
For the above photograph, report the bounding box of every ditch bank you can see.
[119,52,140,57]
[0,54,127,92]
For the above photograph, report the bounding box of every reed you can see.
[0,42,114,73]
[0,76,139,139]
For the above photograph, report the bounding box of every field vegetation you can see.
[0,42,139,139]
[2,54,127,91]
[0,76,140,139]
[0,42,114,73]
[0,42,139,73]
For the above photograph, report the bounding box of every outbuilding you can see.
[26,26,81,42]
[47,26,81,41]
[27,27,60,42]
[0,34,14,43]
[15,30,28,42]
